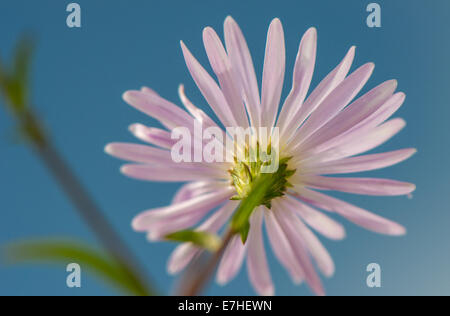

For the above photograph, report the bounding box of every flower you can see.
[105,16,416,296]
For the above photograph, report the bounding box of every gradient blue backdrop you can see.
[1,0,448,295]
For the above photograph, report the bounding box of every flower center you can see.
[228,146,296,209]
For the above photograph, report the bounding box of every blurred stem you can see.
[0,37,155,295]
[25,112,154,295]
[182,229,235,296]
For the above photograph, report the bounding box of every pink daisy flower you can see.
[105,16,416,296]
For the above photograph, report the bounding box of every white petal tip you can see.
[104,143,115,155]
[259,286,275,296]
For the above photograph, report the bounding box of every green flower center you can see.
[228,146,296,209]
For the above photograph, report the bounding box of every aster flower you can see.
[105,16,416,296]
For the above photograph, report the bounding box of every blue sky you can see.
[1,0,449,295]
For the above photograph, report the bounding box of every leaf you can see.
[4,239,154,296]
[165,230,222,252]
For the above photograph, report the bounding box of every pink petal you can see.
[289,62,374,149]
[132,187,234,232]
[281,46,355,143]
[265,208,304,283]
[297,79,397,154]
[123,90,193,130]
[261,18,285,128]
[180,41,237,128]
[120,163,227,182]
[105,142,171,164]
[246,208,274,296]
[216,234,246,285]
[277,200,335,277]
[177,84,219,129]
[224,16,261,127]
[306,118,406,164]
[303,175,416,196]
[278,27,317,136]
[128,124,175,149]
[203,27,249,128]
[274,207,325,296]
[172,181,227,204]
[296,92,406,163]
[302,148,417,175]
[291,187,406,235]
[167,201,238,274]
[167,243,199,274]
[284,195,346,240]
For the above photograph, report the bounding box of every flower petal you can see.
[172,181,228,204]
[306,118,406,164]
[289,62,374,148]
[128,124,175,149]
[105,142,171,164]
[180,41,237,128]
[297,79,397,154]
[303,175,416,196]
[284,195,346,240]
[132,186,234,232]
[281,46,355,144]
[261,18,285,128]
[265,208,304,283]
[277,199,335,277]
[274,206,325,296]
[246,208,274,296]
[203,27,249,128]
[120,163,227,182]
[278,27,317,136]
[216,234,246,285]
[302,148,417,175]
[224,16,261,127]
[167,200,238,274]
[123,90,193,130]
[291,187,406,236]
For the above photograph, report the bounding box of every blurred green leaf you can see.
[4,239,153,296]
[165,230,222,252]
[0,36,33,113]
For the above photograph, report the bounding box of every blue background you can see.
[0,0,448,295]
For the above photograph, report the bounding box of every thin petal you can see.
[123,90,193,130]
[224,16,261,127]
[273,206,325,296]
[203,27,249,128]
[265,209,304,283]
[289,62,374,149]
[246,208,274,296]
[261,18,285,128]
[302,148,417,175]
[167,201,238,274]
[172,181,227,204]
[303,175,416,196]
[297,79,397,154]
[105,142,171,164]
[306,118,406,164]
[284,195,346,240]
[278,27,317,136]
[216,234,246,285]
[281,46,355,144]
[120,163,227,182]
[180,41,237,128]
[167,243,199,275]
[132,187,234,232]
[128,124,175,149]
[277,200,335,277]
[291,187,406,236]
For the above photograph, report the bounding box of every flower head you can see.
[106,16,416,296]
